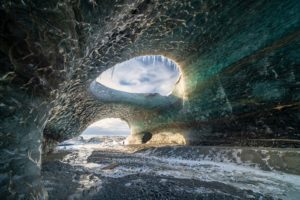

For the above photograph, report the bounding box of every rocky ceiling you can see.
[0,0,300,198]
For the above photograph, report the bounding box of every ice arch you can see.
[96,55,181,96]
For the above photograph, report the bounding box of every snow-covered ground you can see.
[56,136,127,150]
[43,137,300,200]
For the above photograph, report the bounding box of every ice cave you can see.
[0,0,300,199]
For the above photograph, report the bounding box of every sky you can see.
[96,55,180,96]
[83,55,180,137]
[81,118,130,138]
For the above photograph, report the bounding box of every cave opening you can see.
[81,118,130,139]
[96,55,181,96]
[57,118,131,149]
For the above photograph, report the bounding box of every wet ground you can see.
[42,137,300,200]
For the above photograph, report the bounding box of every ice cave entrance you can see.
[57,118,130,150]
[81,118,130,139]
[97,55,181,96]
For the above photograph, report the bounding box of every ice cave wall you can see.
[44,0,300,147]
[0,0,300,198]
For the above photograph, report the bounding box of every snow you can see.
[57,138,300,200]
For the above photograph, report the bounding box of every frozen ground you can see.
[42,136,300,200]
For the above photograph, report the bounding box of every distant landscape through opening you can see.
[81,118,131,139]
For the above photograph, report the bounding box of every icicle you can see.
[111,66,115,80]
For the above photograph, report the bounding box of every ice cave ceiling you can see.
[0,0,300,198]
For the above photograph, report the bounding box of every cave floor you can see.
[42,141,300,200]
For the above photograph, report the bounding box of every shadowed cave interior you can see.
[0,0,300,199]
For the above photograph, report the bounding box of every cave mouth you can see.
[81,118,131,139]
[96,55,181,96]
[56,118,131,149]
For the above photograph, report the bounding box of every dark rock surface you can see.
[41,144,300,200]
[1,0,300,198]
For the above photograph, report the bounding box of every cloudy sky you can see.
[96,55,180,96]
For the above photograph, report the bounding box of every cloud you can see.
[96,55,180,96]
[119,80,137,86]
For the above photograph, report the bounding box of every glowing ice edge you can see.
[90,80,181,109]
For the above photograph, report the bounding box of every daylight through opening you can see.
[96,55,181,96]
[81,118,130,139]
[57,118,130,149]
